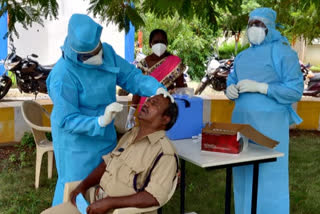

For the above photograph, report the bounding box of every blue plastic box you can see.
[166,95,203,140]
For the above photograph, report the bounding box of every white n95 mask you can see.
[83,49,103,65]
[152,43,167,57]
[247,26,266,45]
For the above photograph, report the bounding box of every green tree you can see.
[1,0,319,42]
[219,0,260,54]
[0,0,240,38]
[261,0,320,43]
[0,0,58,38]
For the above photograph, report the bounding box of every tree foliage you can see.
[261,0,320,42]
[0,0,242,38]
[218,0,320,44]
[0,0,58,39]
[0,0,319,42]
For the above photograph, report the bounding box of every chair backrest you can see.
[21,101,51,146]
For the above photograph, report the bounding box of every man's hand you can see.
[156,88,174,103]
[237,79,268,94]
[70,184,87,206]
[98,102,123,127]
[226,84,239,99]
[87,198,110,214]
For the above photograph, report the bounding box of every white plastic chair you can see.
[21,100,54,189]
[63,176,178,214]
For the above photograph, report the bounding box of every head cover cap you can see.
[67,14,102,53]
[249,8,277,29]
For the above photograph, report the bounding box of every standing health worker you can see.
[46,14,172,206]
[226,8,304,214]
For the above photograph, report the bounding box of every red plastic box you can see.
[201,123,278,154]
[202,132,240,154]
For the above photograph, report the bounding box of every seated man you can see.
[42,94,179,214]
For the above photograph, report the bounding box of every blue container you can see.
[166,95,203,140]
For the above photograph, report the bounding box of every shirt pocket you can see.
[118,159,145,189]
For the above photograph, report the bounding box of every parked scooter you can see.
[195,55,234,95]
[301,62,320,97]
[0,46,53,100]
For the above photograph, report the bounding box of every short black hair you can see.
[149,29,168,45]
[162,99,178,131]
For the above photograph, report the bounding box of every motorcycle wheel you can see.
[0,76,12,100]
[195,80,209,95]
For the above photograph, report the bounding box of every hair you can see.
[162,99,179,131]
[149,29,168,45]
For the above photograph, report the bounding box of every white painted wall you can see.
[305,44,320,66]
[12,0,125,65]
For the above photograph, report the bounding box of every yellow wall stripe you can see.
[0,97,320,145]
[0,108,15,143]
[296,101,320,130]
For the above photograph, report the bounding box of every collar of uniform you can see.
[127,127,166,145]
[147,130,166,145]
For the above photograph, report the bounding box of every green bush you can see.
[218,41,250,59]
[20,132,35,148]
[310,65,320,72]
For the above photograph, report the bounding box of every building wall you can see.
[11,0,125,65]
[305,44,320,66]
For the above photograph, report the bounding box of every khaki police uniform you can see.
[41,127,178,214]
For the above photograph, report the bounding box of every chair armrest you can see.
[42,107,51,119]
[63,181,82,202]
[36,126,51,132]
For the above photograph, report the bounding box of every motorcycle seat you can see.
[38,65,53,75]
[310,73,320,82]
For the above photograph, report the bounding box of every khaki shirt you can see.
[100,127,178,206]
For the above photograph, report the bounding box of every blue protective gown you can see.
[227,10,304,214]
[47,14,163,206]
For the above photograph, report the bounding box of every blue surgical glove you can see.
[98,102,123,127]
[237,79,268,94]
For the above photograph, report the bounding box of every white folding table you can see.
[172,139,284,214]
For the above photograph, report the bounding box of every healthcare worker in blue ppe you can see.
[226,8,303,214]
[46,14,173,206]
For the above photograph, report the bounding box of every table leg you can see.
[225,167,232,214]
[251,163,259,214]
[180,159,186,214]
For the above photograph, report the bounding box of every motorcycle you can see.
[0,46,53,100]
[195,57,320,97]
[195,56,234,95]
[301,62,320,97]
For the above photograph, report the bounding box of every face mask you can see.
[83,49,103,65]
[247,26,266,45]
[152,43,167,57]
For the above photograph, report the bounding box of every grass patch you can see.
[310,65,320,72]
[0,130,319,213]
